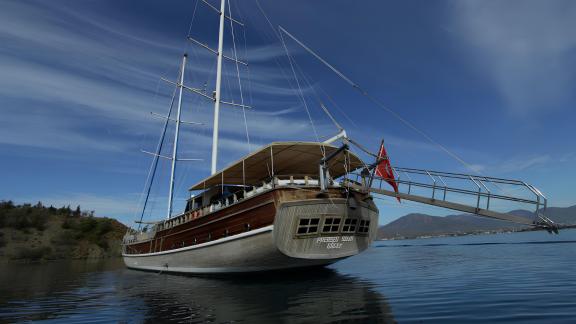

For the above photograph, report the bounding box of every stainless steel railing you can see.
[351,166,548,214]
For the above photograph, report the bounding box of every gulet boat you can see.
[122,0,558,274]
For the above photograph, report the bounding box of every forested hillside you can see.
[0,201,126,262]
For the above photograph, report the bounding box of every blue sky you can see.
[1,0,575,226]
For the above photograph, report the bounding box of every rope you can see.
[137,78,180,229]
[290,58,360,146]
[277,26,485,176]
[255,0,323,152]
[254,0,306,103]
[227,0,251,152]
[317,85,359,129]
[231,2,255,111]
[134,0,202,229]
[186,0,199,38]
[254,0,311,118]
[242,28,255,120]
[278,28,322,149]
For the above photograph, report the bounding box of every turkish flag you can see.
[375,141,401,202]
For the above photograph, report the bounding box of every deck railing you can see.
[130,175,337,237]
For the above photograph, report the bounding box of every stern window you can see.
[297,218,320,235]
[358,220,370,234]
[342,218,358,233]
[322,217,341,233]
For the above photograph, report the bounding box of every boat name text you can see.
[316,236,354,249]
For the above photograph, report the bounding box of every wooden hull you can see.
[123,187,378,273]
[123,226,341,273]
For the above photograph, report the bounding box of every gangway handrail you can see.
[393,167,528,186]
[351,172,540,206]
[345,166,557,232]
[375,167,548,210]
[379,176,538,205]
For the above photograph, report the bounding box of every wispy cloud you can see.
[466,154,553,175]
[449,0,576,114]
[0,0,320,157]
[496,155,552,173]
[243,44,296,62]
[0,110,130,152]
[559,152,576,163]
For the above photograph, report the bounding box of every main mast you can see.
[211,0,226,175]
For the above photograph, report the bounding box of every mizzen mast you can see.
[167,54,187,219]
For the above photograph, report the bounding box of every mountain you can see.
[539,205,576,225]
[378,205,576,240]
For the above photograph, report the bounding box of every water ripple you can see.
[0,229,575,323]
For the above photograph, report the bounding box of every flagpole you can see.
[369,139,385,189]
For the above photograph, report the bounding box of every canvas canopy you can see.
[189,142,365,191]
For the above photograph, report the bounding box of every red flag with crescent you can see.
[375,141,401,202]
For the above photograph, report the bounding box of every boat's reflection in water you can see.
[0,260,394,322]
[125,267,395,323]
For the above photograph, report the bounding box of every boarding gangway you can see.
[342,167,559,233]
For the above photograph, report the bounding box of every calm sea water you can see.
[1,229,575,323]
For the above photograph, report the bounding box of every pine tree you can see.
[0,200,15,210]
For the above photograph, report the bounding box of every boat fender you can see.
[316,192,330,198]
[348,196,358,210]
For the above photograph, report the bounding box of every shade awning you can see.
[189,142,365,190]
